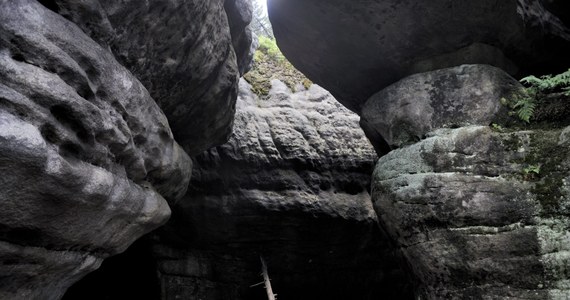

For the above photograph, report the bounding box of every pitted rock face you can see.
[268,0,570,112]
[152,80,412,300]
[0,0,208,298]
[360,64,523,154]
[52,0,254,155]
[373,125,570,299]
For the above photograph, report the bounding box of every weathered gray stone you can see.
[53,0,253,155]
[152,79,412,300]
[225,0,255,75]
[268,0,570,112]
[0,0,202,298]
[372,125,570,299]
[360,64,523,153]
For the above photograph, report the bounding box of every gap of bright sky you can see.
[256,0,268,14]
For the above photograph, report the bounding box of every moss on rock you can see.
[243,37,312,96]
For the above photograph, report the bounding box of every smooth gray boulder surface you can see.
[373,125,570,299]
[153,79,413,300]
[268,0,570,112]
[360,64,523,154]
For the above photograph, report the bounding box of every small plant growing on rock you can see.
[504,69,570,123]
[511,91,536,123]
[490,123,504,132]
[520,69,570,96]
[522,164,541,181]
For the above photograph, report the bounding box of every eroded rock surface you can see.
[268,0,570,112]
[52,0,253,154]
[153,80,412,300]
[0,0,253,298]
[373,125,570,299]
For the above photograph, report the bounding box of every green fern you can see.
[520,68,570,96]
[510,68,570,123]
[512,94,536,123]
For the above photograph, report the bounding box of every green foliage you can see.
[522,164,541,181]
[257,36,284,61]
[520,69,570,96]
[503,68,570,123]
[244,36,312,97]
[512,92,536,123]
[523,164,541,175]
[490,123,504,131]
[501,92,536,123]
[514,98,536,123]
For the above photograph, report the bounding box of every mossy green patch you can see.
[500,127,568,216]
[243,37,312,97]
[525,130,568,217]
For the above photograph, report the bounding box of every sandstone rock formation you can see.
[268,0,570,112]
[358,65,570,298]
[52,0,253,155]
[0,0,252,298]
[269,2,570,296]
[152,80,412,300]
[5,0,570,298]
[373,124,570,299]
[360,64,522,154]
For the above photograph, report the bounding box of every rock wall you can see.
[0,0,252,298]
[152,79,413,300]
[361,65,570,299]
[360,65,570,298]
[269,1,570,297]
[373,124,570,299]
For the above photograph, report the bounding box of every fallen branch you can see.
[260,256,276,300]
[250,281,265,288]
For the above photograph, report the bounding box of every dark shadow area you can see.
[37,0,60,13]
[62,238,160,300]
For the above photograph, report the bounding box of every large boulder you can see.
[372,125,570,298]
[0,0,253,298]
[52,0,253,154]
[152,80,413,300]
[268,0,570,112]
[360,64,523,154]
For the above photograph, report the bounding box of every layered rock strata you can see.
[368,65,570,298]
[153,80,412,300]
[373,125,570,299]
